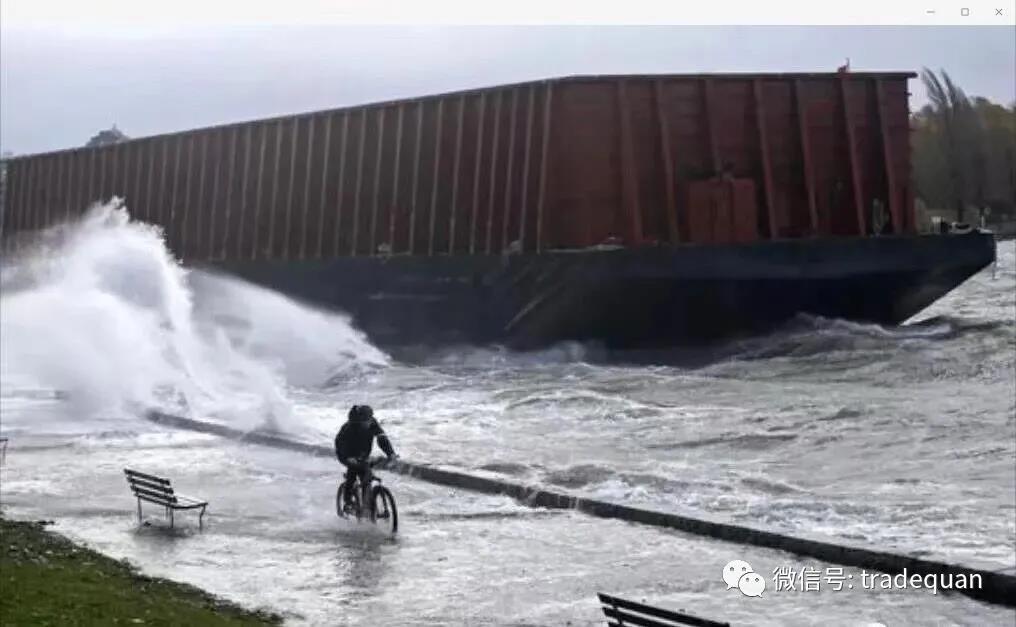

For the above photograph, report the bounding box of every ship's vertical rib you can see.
[484,90,503,255]
[617,80,643,245]
[86,146,97,205]
[23,158,34,238]
[119,142,130,200]
[266,119,285,258]
[37,155,48,229]
[15,160,28,249]
[703,78,720,175]
[5,161,18,243]
[653,79,679,243]
[195,132,210,257]
[283,116,300,261]
[181,134,196,258]
[469,92,487,254]
[794,79,819,234]
[50,154,60,226]
[252,123,270,260]
[0,161,11,242]
[9,161,21,240]
[37,156,47,229]
[46,155,55,228]
[518,85,536,251]
[236,125,253,259]
[37,156,50,230]
[144,141,156,223]
[66,150,78,220]
[875,79,900,233]
[110,145,119,202]
[65,151,78,220]
[53,153,65,223]
[754,79,778,239]
[500,88,519,252]
[370,107,386,256]
[351,109,368,257]
[840,75,865,235]
[299,115,316,260]
[22,159,35,242]
[62,151,73,220]
[11,161,23,249]
[219,126,238,260]
[68,151,81,219]
[315,113,334,259]
[427,98,445,256]
[332,112,350,258]
[132,141,144,220]
[49,155,59,227]
[535,82,553,253]
[389,104,405,253]
[8,160,18,244]
[120,143,130,200]
[449,95,465,254]
[24,158,35,235]
[156,139,169,229]
[207,133,223,261]
[169,137,183,250]
[99,146,109,203]
[408,101,424,255]
[45,155,56,228]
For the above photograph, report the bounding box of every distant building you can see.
[85,125,129,148]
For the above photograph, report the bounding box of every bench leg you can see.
[199,505,206,530]
[169,508,174,529]
[137,498,142,525]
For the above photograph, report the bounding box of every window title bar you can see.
[3,0,1014,28]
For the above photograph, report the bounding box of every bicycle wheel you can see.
[336,483,360,519]
[370,485,398,534]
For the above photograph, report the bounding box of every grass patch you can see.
[0,516,283,626]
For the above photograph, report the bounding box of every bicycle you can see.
[335,456,399,534]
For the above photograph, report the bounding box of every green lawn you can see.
[0,517,283,626]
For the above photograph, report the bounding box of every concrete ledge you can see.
[146,410,1016,608]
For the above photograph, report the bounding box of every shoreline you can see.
[0,514,286,626]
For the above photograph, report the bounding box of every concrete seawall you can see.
[146,410,1016,609]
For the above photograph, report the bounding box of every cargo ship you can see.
[0,72,996,350]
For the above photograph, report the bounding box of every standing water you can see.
[1,203,1013,625]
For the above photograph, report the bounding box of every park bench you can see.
[597,593,730,627]
[124,468,208,529]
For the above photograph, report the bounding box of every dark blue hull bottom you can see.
[205,233,996,351]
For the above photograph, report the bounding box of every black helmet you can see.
[349,404,373,423]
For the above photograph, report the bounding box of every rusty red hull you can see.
[2,71,992,352]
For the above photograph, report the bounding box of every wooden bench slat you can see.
[132,486,178,505]
[127,477,175,495]
[124,469,171,485]
[174,495,208,507]
[603,607,675,627]
[166,500,208,510]
[599,594,730,627]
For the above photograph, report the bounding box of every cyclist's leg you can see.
[343,467,357,504]
[356,466,371,508]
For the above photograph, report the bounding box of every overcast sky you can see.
[2,25,1013,156]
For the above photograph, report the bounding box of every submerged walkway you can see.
[146,410,1016,609]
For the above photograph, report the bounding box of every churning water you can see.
[1,203,1014,626]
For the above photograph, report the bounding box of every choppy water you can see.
[1,203,1014,626]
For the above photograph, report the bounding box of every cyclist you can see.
[335,404,398,512]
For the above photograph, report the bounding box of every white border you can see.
[2,0,1014,28]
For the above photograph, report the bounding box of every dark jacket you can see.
[334,418,395,465]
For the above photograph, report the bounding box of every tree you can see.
[913,69,1016,223]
